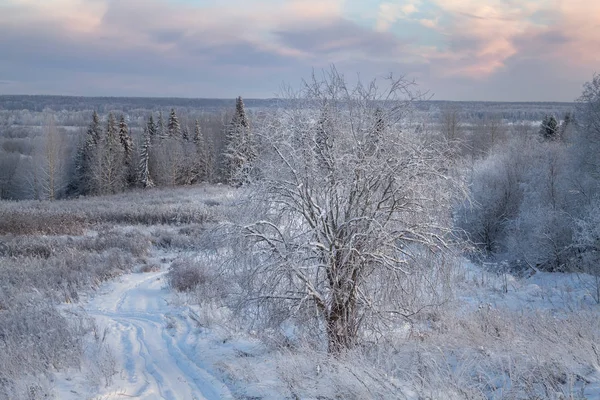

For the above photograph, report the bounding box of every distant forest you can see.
[0,95,574,122]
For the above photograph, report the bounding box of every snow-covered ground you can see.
[48,252,600,399]
[6,183,596,399]
[54,261,234,400]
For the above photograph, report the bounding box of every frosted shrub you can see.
[167,257,209,292]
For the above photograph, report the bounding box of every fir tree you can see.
[192,119,208,181]
[73,111,102,195]
[182,125,189,141]
[147,115,157,143]
[232,96,249,129]
[92,113,126,194]
[87,111,102,145]
[167,109,181,138]
[223,96,255,185]
[118,115,135,186]
[540,114,559,141]
[138,123,155,188]
[157,111,166,139]
[118,115,133,163]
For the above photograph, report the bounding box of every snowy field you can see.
[1,184,599,399]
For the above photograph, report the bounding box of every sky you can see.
[0,0,598,101]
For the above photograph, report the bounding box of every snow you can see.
[50,250,600,399]
[54,268,234,400]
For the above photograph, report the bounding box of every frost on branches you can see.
[239,68,464,354]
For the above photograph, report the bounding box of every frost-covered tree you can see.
[90,113,126,194]
[118,115,134,186]
[457,138,529,254]
[233,96,249,129]
[167,109,181,138]
[191,119,208,182]
[138,120,154,189]
[73,111,102,195]
[147,114,157,143]
[157,111,166,139]
[29,115,68,200]
[539,115,559,141]
[223,96,255,185]
[559,112,575,140]
[440,104,462,141]
[507,143,573,271]
[238,68,463,353]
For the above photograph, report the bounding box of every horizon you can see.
[0,93,579,105]
[1,0,598,102]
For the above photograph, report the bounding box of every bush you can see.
[167,258,208,292]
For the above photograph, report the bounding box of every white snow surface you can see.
[54,268,234,400]
[51,253,600,399]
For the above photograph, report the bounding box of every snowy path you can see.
[69,271,234,400]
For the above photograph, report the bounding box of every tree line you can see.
[0,97,256,199]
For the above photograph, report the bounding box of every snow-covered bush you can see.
[167,257,209,292]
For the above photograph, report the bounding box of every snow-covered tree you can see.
[138,120,154,189]
[90,113,126,194]
[238,68,464,353]
[118,115,134,186]
[73,111,102,195]
[167,109,181,138]
[147,114,157,143]
[539,115,559,141]
[157,111,166,139]
[191,119,208,182]
[222,96,255,185]
[28,115,68,200]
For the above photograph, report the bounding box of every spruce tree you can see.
[138,123,155,188]
[223,96,255,185]
[167,109,181,138]
[192,119,208,181]
[182,125,189,142]
[73,111,102,195]
[93,113,126,194]
[147,115,157,143]
[157,111,166,139]
[118,115,135,186]
[232,96,249,129]
[540,114,559,141]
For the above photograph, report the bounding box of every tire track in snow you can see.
[84,271,233,400]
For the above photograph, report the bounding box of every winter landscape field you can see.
[2,0,600,399]
[2,70,600,399]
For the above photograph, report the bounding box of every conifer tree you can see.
[182,124,189,142]
[147,115,157,143]
[192,119,208,181]
[92,113,126,194]
[73,111,102,195]
[167,108,181,138]
[232,96,249,129]
[157,111,166,139]
[223,96,255,185]
[540,115,559,141]
[138,122,155,188]
[118,115,135,186]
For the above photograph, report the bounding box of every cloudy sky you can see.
[0,0,598,101]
